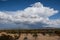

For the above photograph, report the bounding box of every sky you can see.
[0,0,60,29]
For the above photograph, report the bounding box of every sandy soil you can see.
[18,33,60,40]
[0,32,60,40]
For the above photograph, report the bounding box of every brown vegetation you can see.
[0,32,20,40]
[0,29,60,40]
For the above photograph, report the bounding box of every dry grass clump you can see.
[0,32,19,40]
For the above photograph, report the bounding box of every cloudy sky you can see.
[0,0,60,29]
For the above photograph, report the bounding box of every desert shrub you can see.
[0,32,20,40]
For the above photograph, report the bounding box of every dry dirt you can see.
[0,31,60,40]
[18,33,60,40]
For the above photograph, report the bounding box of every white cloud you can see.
[0,2,59,29]
[24,2,58,17]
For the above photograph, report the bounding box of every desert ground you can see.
[0,29,60,40]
